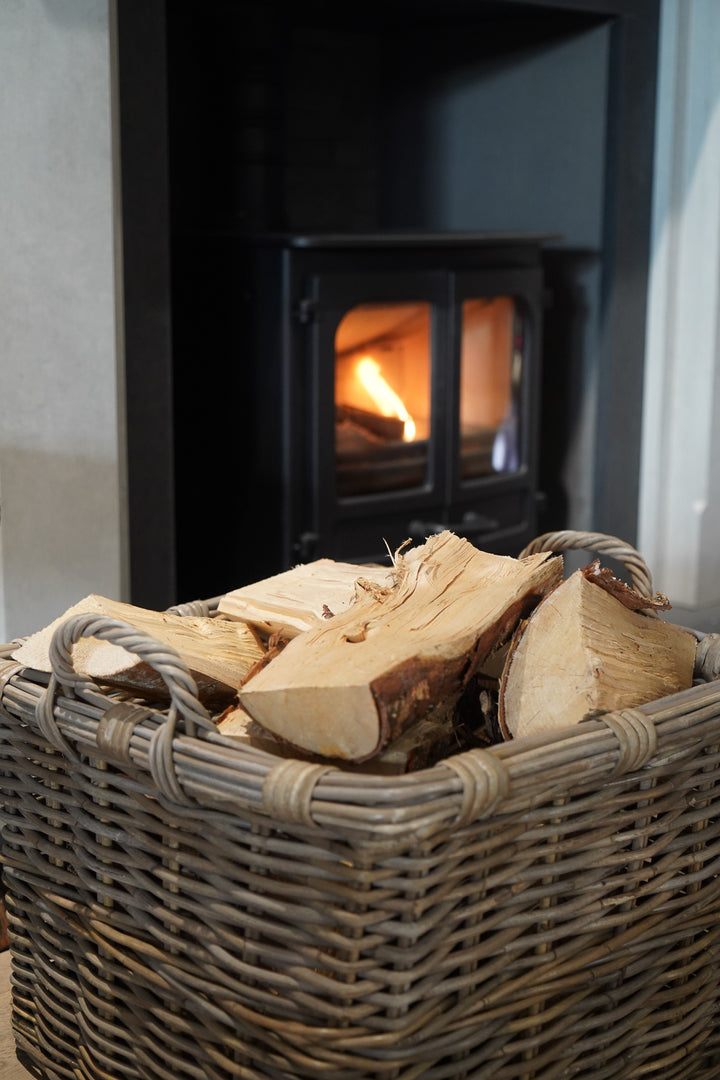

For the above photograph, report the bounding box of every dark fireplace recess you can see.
[114,2,660,609]
[174,230,552,590]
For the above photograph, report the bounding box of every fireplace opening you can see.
[153,3,659,606]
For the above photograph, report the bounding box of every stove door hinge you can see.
[295,297,317,324]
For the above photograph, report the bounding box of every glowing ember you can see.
[356,357,416,441]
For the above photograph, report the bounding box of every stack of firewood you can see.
[13,532,696,773]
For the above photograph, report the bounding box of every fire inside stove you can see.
[334,296,522,497]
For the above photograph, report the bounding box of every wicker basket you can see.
[2,531,720,1080]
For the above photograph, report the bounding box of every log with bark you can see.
[238,531,563,762]
[218,702,465,774]
[12,595,264,706]
[498,560,697,739]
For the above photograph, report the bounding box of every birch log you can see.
[239,531,562,761]
[12,595,264,705]
[498,564,696,739]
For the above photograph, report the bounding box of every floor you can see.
[0,950,34,1080]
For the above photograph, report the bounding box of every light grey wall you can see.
[640,0,720,614]
[0,0,126,640]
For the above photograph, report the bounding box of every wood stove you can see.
[188,230,551,589]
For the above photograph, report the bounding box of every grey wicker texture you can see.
[1,532,720,1079]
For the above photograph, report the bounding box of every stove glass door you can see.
[334,300,432,498]
[459,295,522,481]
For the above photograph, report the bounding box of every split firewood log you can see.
[238,531,563,762]
[218,702,463,774]
[498,561,696,739]
[12,595,264,706]
[218,558,394,639]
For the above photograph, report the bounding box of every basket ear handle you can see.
[519,530,655,600]
[521,531,720,684]
[30,612,216,804]
[46,611,215,734]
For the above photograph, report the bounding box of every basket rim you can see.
[2,524,719,835]
[2,658,719,842]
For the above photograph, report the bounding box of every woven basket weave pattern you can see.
[2,532,720,1079]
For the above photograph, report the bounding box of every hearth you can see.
[189,230,552,587]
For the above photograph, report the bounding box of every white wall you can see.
[639,0,720,610]
[0,0,126,640]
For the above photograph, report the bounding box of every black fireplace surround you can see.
[115,0,659,608]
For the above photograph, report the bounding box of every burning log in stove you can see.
[335,402,406,444]
[335,401,427,496]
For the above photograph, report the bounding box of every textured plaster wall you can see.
[0,0,125,640]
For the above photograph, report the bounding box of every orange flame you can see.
[356,357,416,441]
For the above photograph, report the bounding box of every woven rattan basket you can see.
[2,531,720,1080]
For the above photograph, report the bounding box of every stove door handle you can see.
[408,512,500,541]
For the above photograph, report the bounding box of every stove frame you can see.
[233,232,552,583]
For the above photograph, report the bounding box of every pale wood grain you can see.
[499,566,697,739]
[12,594,264,705]
[218,557,394,638]
[240,533,561,761]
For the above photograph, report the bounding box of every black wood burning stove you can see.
[173,231,552,594]
[241,232,551,577]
